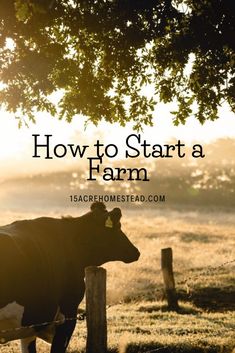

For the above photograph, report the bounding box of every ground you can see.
[0,206,234,353]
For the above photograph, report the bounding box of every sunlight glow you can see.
[0,101,234,178]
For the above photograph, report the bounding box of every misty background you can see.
[0,138,234,214]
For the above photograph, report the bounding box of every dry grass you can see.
[0,207,234,353]
[104,208,235,305]
[70,301,235,353]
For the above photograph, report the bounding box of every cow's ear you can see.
[90,202,108,223]
[110,208,122,224]
[90,202,106,212]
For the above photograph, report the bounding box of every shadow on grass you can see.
[122,284,235,313]
[137,303,200,315]
[117,345,230,353]
[179,286,235,312]
[70,343,232,353]
[123,287,235,313]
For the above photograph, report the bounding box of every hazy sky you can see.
[0,101,234,178]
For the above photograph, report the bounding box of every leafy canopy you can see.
[0,0,234,129]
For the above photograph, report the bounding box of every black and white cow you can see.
[0,202,140,353]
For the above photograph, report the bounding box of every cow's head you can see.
[80,202,140,266]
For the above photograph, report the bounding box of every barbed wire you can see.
[0,314,85,339]
[0,258,234,345]
[176,258,235,288]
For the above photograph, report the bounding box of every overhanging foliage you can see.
[0,0,234,128]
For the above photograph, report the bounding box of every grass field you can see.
[0,207,234,353]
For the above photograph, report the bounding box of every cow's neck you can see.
[62,217,111,272]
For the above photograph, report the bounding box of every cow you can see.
[0,202,140,353]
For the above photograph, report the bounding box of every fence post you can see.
[85,266,107,353]
[161,247,179,311]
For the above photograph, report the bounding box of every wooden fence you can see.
[85,266,107,353]
[84,247,178,353]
